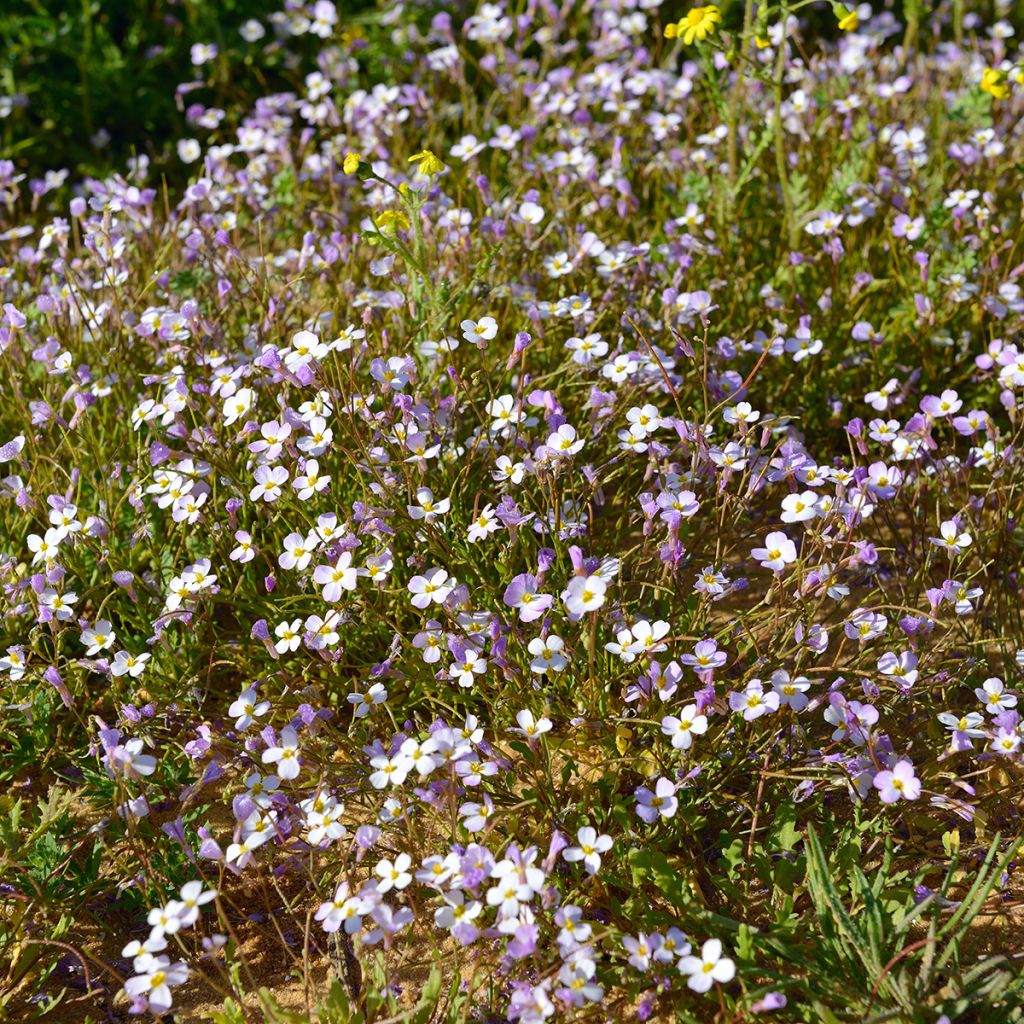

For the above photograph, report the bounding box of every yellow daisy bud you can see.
[374,210,411,234]
[343,151,361,175]
[408,149,446,176]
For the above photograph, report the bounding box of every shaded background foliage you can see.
[0,0,372,183]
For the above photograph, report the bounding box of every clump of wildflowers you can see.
[2,0,1024,1020]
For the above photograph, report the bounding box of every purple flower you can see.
[751,992,787,1012]
[503,573,553,623]
[680,639,727,676]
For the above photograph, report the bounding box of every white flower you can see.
[230,530,256,563]
[929,519,972,554]
[313,551,360,601]
[81,620,116,655]
[770,670,812,711]
[399,736,440,776]
[316,883,373,934]
[274,618,303,654]
[306,611,341,649]
[177,880,216,926]
[467,505,501,543]
[517,201,545,225]
[450,134,486,160]
[303,792,347,845]
[493,455,525,485]
[177,138,201,163]
[510,709,552,740]
[546,423,584,457]
[460,798,495,832]
[375,853,413,893]
[451,649,487,688]
[112,738,157,778]
[435,890,483,930]
[565,332,607,363]
[124,956,189,1012]
[408,487,450,523]
[991,730,1021,754]
[487,394,525,433]
[678,938,735,993]
[1,647,27,681]
[240,18,265,41]
[298,415,333,455]
[369,753,414,789]
[460,316,498,346]
[347,682,388,718]
[729,679,780,721]
[562,575,607,616]
[279,531,317,571]
[228,688,270,730]
[975,677,1016,714]
[751,531,797,571]
[40,588,78,621]
[223,387,254,426]
[723,402,760,426]
[408,568,454,608]
[244,772,279,809]
[780,491,819,523]
[563,826,612,875]
[27,527,65,564]
[661,705,708,750]
[250,464,288,503]
[225,834,263,869]
[626,404,662,437]
[111,650,151,678]
[262,726,301,780]
[293,459,329,500]
[528,634,568,674]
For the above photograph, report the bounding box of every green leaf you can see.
[411,965,443,1024]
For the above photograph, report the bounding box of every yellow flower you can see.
[615,725,633,756]
[408,149,446,176]
[668,6,721,46]
[981,67,1010,100]
[755,33,771,48]
[343,151,361,175]
[837,9,858,31]
[374,210,411,234]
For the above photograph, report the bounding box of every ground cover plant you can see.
[2,0,1024,1021]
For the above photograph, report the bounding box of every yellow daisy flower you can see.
[665,5,721,45]
[981,68,1009,100]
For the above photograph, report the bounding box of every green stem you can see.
[772,10,798,251]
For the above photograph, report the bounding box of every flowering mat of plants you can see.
[3,1,1024,1022]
